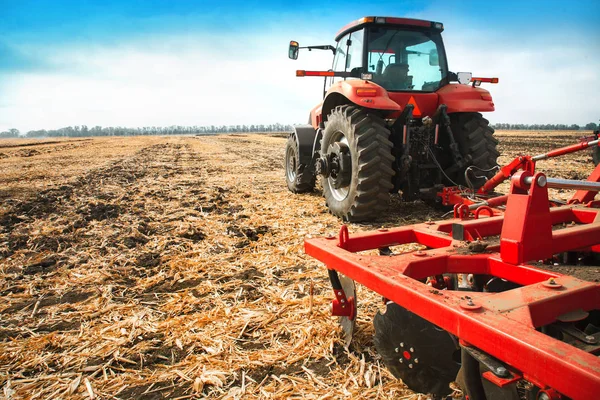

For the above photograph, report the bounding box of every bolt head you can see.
[400,342,404,347]
[538,393,550,400]
[543,278,562,289]
[537,175,547,187]
[586,335,596,342]
[408,363,413,369]
[399,358,403,363]
[410,347,414,352]
[414,358,419,364]
[395,348,399,353]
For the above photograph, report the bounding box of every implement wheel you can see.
[321,105,394,221]
[285,135,315,193]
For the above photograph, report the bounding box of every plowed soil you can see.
[0,130,597,399]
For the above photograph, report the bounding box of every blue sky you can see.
[0,0,599,132]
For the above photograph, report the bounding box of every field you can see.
[0,131,597,399]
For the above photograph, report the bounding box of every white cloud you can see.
[0,30,335,132]
[0,19,598,132]
[443,28,599,125]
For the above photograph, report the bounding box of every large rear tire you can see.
[285,135,315,193]
[321,105,395,221]
[450,113,500,188]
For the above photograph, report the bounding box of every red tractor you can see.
[286,16,500,221]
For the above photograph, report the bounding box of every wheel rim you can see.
[286,144,297,183]
[326,131,351,201]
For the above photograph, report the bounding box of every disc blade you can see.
[374,302,460,398]
[338,273,356,348]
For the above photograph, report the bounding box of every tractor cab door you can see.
[325,29,365,92]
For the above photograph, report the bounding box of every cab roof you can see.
[335,16,444,42]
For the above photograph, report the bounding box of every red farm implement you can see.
[439,133,600,220]
[305,139,600,399]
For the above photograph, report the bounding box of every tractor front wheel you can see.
[321,105,395,221]
[285,135,315,193]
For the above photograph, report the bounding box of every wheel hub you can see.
[327,142,351,189]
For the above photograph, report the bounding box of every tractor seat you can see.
[382,63,413,90]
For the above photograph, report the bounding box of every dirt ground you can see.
[0,130,598,399]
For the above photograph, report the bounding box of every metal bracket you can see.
[437,105,465,172]
[327,269,355,319]
[462,345,510,378]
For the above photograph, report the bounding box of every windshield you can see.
[367,27,447,92]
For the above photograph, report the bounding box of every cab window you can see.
[345,29,364,78]
[330,34,348,85]
[328,30,364,86]
[367,26,446,91]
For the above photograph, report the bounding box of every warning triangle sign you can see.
[407,96,422,117]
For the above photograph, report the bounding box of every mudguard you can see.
[437,83,495,113]
[311,80,402,129]
[293,125,318,166]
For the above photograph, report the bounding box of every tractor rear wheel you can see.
[285,135,315,193]
[321,105,395,221]
[449,113,500,188]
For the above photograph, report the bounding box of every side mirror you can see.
[289,41,299,60]
[457,72,473,85]
[428,49,439,66]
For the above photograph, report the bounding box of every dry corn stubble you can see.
[0,130,597,399]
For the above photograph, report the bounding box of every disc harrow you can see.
[305,140,600,399]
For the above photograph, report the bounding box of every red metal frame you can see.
[477,155,535,195]
[438,136,600,219]
[305,171,600,399]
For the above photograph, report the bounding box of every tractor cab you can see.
[331,17,448,93]
[289,17,489,120]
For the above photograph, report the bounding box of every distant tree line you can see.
[1,121,598,139]
[0,129,21,138]
[0,124,295,138]
[491,122,598,131]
